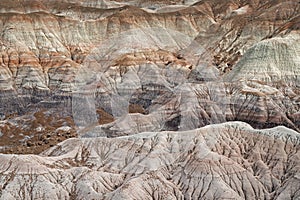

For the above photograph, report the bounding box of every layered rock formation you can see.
[0,122,299,199]
[0,0,298,148]
[0,0,299,199]
[72,31,300,137]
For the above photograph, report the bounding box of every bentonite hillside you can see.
[0,0,299,199]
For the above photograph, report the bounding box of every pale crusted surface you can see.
[0,0,299,93]
[0,122,299,199]
[225,34,300,83]
[0,1,299,198]
[0,0,299,153]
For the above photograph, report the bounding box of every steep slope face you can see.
[193,0,300,73]
[224,34,300,131]
[0,0,298,100]
[0,0,211,153]
[0,1,206,97]
[0,122,299,199]
[71,32,300,137]
[0,0,299,152]
[0,1,299,199]
[225,34,300,83]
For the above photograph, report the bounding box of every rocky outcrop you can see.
[225,34,300,83]
[0,0,299,153]
[0,0,298,93]
[225,34,300,131]
[0,122,299,199]
[70,32,300,137]
[0,1,299,198]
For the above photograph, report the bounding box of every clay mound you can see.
[0,122,299,199]
[0,0,299,156]
[225,34,300,83]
